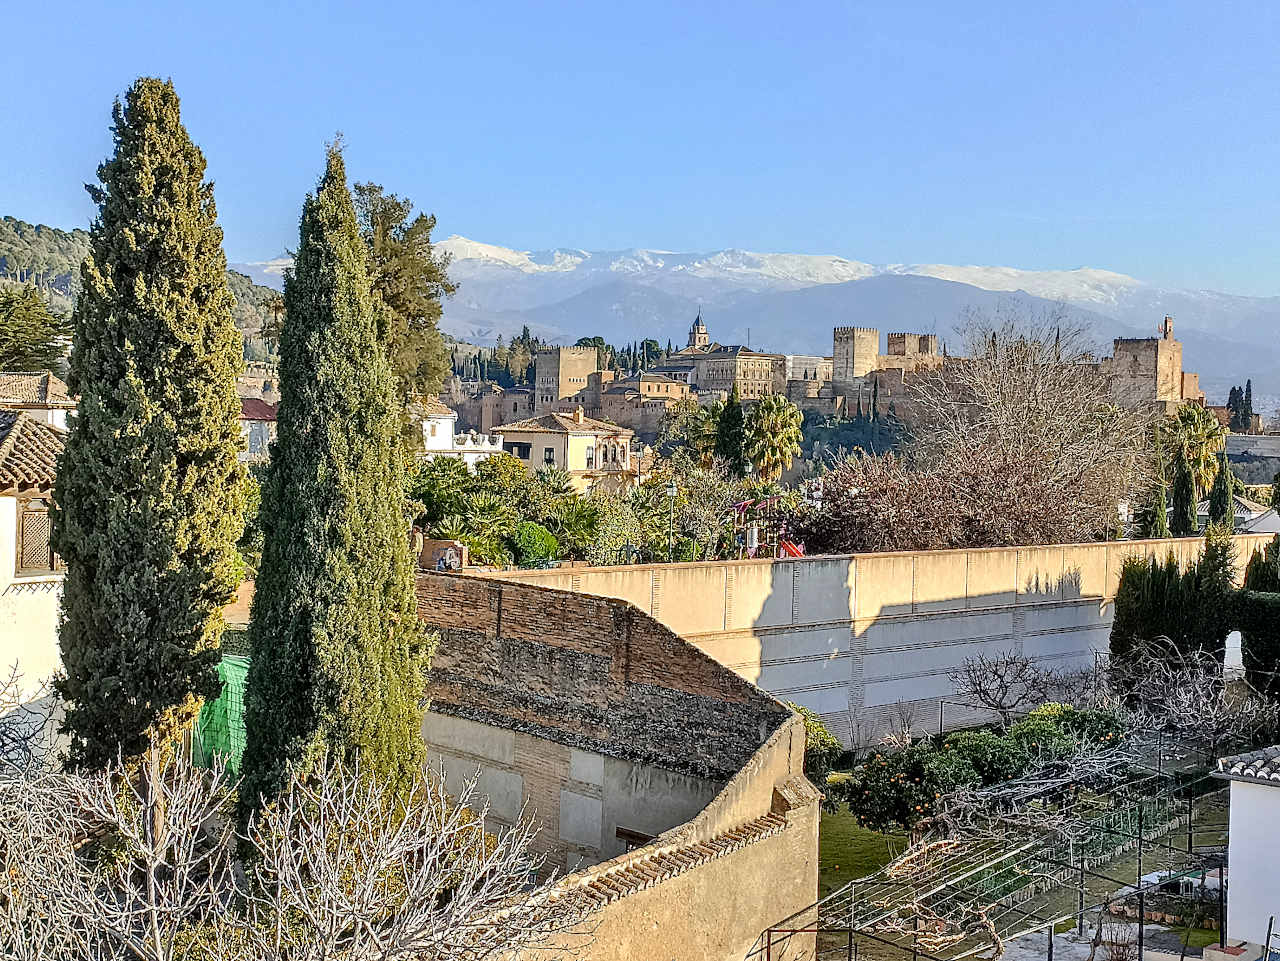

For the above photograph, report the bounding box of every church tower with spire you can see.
[688,308,709,349]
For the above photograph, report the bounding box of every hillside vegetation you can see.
[1,214,280,354]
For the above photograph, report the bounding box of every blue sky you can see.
[7,0,1280,295]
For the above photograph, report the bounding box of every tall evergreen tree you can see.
[51,78,246,768]
[239,146,425,819]
[1148,480,1171,538]
[0,285,71,370]
[1170,450,1197,537]
[352,182,456,407]
[1244,379,1254,432]
[1207,448,1233,527]
[715,384,747,475]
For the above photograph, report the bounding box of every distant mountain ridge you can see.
[330,236,1274,404]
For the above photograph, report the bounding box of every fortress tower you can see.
[886,332,938,357]
[832,326,879,386]
[534,345,599,413]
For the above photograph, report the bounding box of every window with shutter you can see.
[16,498,59,575]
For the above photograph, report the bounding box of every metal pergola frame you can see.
[755,735,1239,961]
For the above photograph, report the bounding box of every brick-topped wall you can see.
[415,572,820,959]
[414,572,790,781]
[487,534,1276,746]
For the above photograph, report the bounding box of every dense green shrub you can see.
[788,702,843,779]
[1237,590,1280,698]
[1028,703,1126,743]
[944,729,1027,785]
[833,705,1130,831]
[1007,717,1074,762]
[511,521,559,566]
[1110,527,1236,669]
[1244,535,1280,593]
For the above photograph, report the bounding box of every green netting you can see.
[193,654,249,773]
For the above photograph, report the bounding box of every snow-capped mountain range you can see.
[235,237,1280,405]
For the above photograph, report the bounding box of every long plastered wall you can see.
[485,534,1275,745]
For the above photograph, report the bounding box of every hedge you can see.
[1237,590,1280,698]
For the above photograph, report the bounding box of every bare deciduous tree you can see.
[0,744,587,961]
[948,649,1081,728]
[1104,637,1280,745]
[792,305,1153,554]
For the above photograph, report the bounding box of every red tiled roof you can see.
[239,398,277,422]
[0,371,74,407]
[421,395,456,417]
[0,410,64,494]
[497,411,633,436]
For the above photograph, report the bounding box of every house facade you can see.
[418,397,503,469]
[496,408,638,492]
[0,410,65,696]
[1217,746,1280,951]
[239,397,277,461]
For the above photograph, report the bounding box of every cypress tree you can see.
[1149,481,1171,538]
[1207,448,1233,527]
[716,384,747,475]
[1244,379,1254,431]
[239,146,425,819]
[51,78,246,768]
[1170,450,1197,537]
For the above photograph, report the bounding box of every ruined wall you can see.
[413,571,820,960]
[423,711,722,874]
[488,535,1274,746]
[885,332,938,356]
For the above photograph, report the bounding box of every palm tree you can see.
[744,394,804,483]
[1163,403,1225,497]
[465,491,517,538]
[535,465,575,498]
[692,401,722,468]
[546,498,598,557]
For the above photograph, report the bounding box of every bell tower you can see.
[688,309,709,349]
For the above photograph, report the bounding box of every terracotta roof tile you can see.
[239,398,278,421]
[0,410,64,494]
[0,371,74,407]
[1218,745,1280,784]
[421,396,456,417]
[496,411,633,436]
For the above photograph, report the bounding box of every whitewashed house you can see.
[1217,746,1280,950]
[419,397,502,469]
[239,397,277,461]
[0,410,65,696]
[0,372,76,430]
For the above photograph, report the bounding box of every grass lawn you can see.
[818,805,907,899]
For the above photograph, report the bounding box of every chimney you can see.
[574,406,585,424]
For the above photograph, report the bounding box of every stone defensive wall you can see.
[414,571,820,961]
[482,534,1275,745]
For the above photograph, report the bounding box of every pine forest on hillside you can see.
[0,213,281,359]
